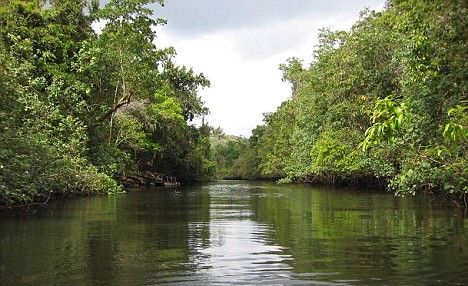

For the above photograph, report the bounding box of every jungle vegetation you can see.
[0,0,215,209]
[219,0,467,198]
[1,0,467,210]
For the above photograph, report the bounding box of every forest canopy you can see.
[224,0,467,197]
[0,0,215,209]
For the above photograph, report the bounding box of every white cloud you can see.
[157,29,292,137]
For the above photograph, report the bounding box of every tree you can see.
[236,0,467,197]
[209,129,248,179]
[79,0,213,182]
[0,0,121,209]
[0,0,215,209]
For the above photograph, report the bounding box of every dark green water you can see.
[1,181,468,285]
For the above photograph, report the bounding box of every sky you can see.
[147,0,386,137]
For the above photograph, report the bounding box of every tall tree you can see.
[236,0,467,197]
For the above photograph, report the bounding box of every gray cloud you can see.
[152,0,382,38]
[226,22,310,61]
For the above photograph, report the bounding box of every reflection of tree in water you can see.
[2,182,468,285]
[108,187,212,283]
[87,221,118,285]
[250,184,468,284]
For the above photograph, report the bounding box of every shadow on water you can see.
[1,180,467,285]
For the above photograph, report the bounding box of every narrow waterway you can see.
[1,181,467,285]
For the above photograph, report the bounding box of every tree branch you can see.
[89,92,133,128]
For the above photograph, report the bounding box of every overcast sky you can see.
[146,0,386,137]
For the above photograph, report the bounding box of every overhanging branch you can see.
[89,92,134,128]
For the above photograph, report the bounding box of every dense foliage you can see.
[231,0,467,198]
[209,127,248,179]
[0,0,215,209]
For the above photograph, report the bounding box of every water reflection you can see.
[195,221,292,284]
[0,181,467,285]
[199,183,294,283]
[248,184,468,285]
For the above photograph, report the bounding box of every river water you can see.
[1,181,468,285]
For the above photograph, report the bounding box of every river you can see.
[1,181,467,285]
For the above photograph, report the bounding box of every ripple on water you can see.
[192,220,295,284]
